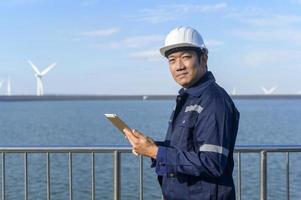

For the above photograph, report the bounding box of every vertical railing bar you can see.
[91,152,95,200]
[24,152,28,200]
[46,152,50,200]
[69,152,73,200]
[139,155,144,200]
[2,153,5,200]
[237,152,241,200]
[286,152,290,200]
[260,151,267,200]
[113,151,121,200]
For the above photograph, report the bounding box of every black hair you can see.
[165,46,207,66]
[165,46,202,57]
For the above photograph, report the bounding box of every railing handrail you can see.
[0,144,300,200]
[0,144,301,153]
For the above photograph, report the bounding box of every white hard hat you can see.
[160,26,207,57]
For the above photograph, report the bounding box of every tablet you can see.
[104,114,131,134]
[104,114,138,156]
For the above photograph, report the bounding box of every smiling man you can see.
[125,26,240,200]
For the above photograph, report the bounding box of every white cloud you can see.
[241,49,301,67]
[100,35,164,49]
[291,0,301,5]
[2,0,42,5]
[225,6,301,27]
[206,39,224,47]
[81,28,120,37]
[129,49,163,61]
[230,29,301,44]
[244,15,301,26]
[80,0,98,7]
[139,3,227,23]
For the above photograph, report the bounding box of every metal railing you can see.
[0,145,300,200]
[234,145,301,200]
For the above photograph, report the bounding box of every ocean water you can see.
[0,99,301,199]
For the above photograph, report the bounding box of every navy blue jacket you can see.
[152,71,239,200]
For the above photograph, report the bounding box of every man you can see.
[125,26,240,200]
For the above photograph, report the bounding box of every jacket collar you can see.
[178,71,215,97]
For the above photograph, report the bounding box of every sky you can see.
[0,0,301,95]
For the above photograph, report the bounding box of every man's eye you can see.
[182,55,191,59]
[168,59,175,63]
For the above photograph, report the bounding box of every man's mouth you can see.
[177,72,188,78]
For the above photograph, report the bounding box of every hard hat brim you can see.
[160,43,201,57]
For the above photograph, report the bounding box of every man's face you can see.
[168,50,207,88]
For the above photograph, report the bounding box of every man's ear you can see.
[201,54,208,64]
[199,54,208,69]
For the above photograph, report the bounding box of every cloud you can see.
[230,29,301,44]
[291,0,301,5]
[244,15,301,26]
[80,0,98,7]
[1,0,42,5]
[81,28,120,37]
[138,3,227,23]
[100,35,164,49]
[241,49,301,67]
[129,49,163,61]
[225,6,301,27]
[206,39,224,47]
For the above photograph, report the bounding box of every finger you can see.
[132,129,144,138]
[123,128,138,144]
[132,149,138,156]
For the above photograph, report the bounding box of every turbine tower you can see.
[261,86,277,95]
[231,87,237,95]
[6,77,11,96]
[0,80,3,91]
[28,60,56,96]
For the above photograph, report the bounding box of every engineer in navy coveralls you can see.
[125,26,240,200]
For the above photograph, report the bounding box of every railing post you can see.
[68,152,73,200]
[113,151,121,200]
[260,151,267,200]
[286,152,290,200]
[24,153,28,200]
[237,152,241,200]
[91,152,95,200]
[2,153,5,200]
[139,155,144,200]
[46,152,50,200]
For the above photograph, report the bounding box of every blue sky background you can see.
[0,0,301,95]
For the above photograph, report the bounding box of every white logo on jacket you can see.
[185,104,203,113]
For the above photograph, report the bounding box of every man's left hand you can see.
[124,129,158,159]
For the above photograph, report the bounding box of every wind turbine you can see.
[231,87,237,95]
[28,60,56,96]
[6,77,11,96]
[261,86,277,95]
[0,80,3,91]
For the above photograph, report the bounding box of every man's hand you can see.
[123,128,158,159]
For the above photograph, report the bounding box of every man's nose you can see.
[175,59,185,71]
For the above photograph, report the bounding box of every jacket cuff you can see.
[155,146,168,176]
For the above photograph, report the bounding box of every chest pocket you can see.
[179,113,198,128]
[171,113,198,150]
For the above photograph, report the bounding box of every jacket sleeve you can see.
[154,97,239,178]
[150,141,167,168]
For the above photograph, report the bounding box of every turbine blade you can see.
[41,62,56,76]
[270,86,278,93]
[261,87,268,94]
[28,60,41,75]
